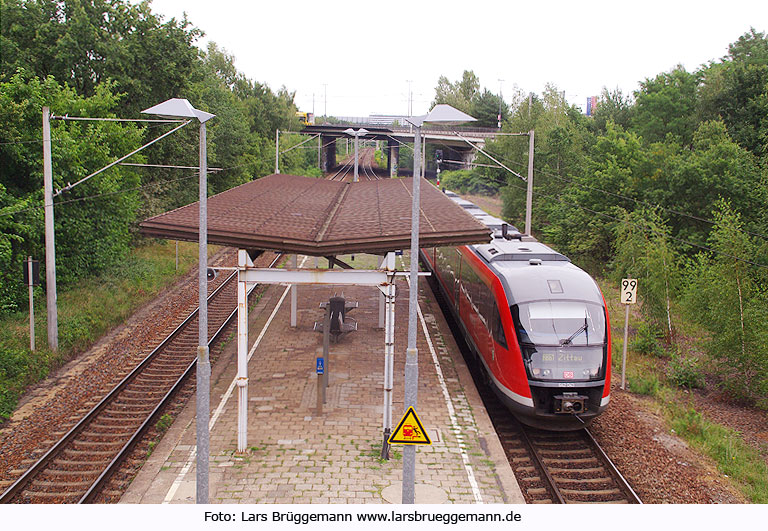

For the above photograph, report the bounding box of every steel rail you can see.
[361,148,379,181]
[327,156,355,181]
[583,427,642,504]
[0,272,236,503]
[515,421,567,504]
[80,287,239,503]
[81,253,282,503]
[0,254,281,503]
[516,420,642,504]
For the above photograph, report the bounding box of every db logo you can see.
[563,371,574,379]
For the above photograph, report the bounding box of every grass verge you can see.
[601,278,768,503]
[668,400,768,503]
[0,240,203,420]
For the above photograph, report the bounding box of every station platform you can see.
[121,254,523,504]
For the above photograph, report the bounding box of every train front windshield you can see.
[512,301,607,381]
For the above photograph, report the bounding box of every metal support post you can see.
[421,131,426,178]
[275,129,280,174]
[42,107,58,351]
[353,134,360,182]
[28,257,35,351]
[290,255,298,327]
[381,252,396,459]
[390,145,399,178]
[316,354,324,415]
[322,305,330,397]
[525,129,534,236]
[196,121,210,504]
[402,125,422,504]
[621,303,630,390]
[378,255,386,329]
[237,266,249,451]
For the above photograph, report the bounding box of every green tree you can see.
[698,28,768,156]
[0,0,202,114]
[658,120,766,249]
[591,87,634,133]
[471,89,508,128]
[612,207,680,338]
[432,70,480,115]
[631,65,699,146]
[542,122,648,268]
[0,71,143,309]
[681,201,768,405]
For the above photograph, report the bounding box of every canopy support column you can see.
[290,254,298,327]
[380,252,396,458]
[236,250,253,452]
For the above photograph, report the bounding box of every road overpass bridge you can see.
[300,124,499,177]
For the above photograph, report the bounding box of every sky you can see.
[143,0,767,118]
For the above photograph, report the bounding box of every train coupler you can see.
[553,393,589,414]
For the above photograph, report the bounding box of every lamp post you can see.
[401,104,475,504]
[497,79,504,129]
[343,128,368,182]
[142,98,215,504]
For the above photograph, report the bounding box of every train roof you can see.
[491,259,604,306]
[442,190,521,239]
[474,240,565,263]
[470,240,602,306]
[439,198,605,306]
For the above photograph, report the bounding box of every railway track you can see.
[489,399,641,504]
[328,147,381,181]
[0,253,279,504]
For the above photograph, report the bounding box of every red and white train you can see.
[421,192,611,430]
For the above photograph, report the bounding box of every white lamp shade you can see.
[141,98,215,123]
[424,104,477,125]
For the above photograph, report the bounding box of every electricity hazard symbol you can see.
[388,407,432,445]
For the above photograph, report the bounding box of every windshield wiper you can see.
[560,316,589,346]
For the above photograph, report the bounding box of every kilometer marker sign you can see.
[388,407,431,445]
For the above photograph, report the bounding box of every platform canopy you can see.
[139,174,490,255]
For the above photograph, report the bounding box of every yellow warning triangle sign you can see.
[388,406,431,445]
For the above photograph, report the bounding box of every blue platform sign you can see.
[316,357,325,375]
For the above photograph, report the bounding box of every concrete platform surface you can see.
[121,255,524,504]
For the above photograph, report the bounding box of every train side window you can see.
[492,303,507,348]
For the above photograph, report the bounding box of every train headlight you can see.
[542,369,552,377]
[532,368,540,376]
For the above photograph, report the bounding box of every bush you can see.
[667,351,705,389]
[630,322,665,357]
[630,372,660,396]
[671,406,705,437]
[440,170,499,195]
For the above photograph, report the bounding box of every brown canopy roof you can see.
[139,174,491,256]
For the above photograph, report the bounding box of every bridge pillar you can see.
[387,141,399,178]
[320,135,336,172]
[460,149,477,169]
